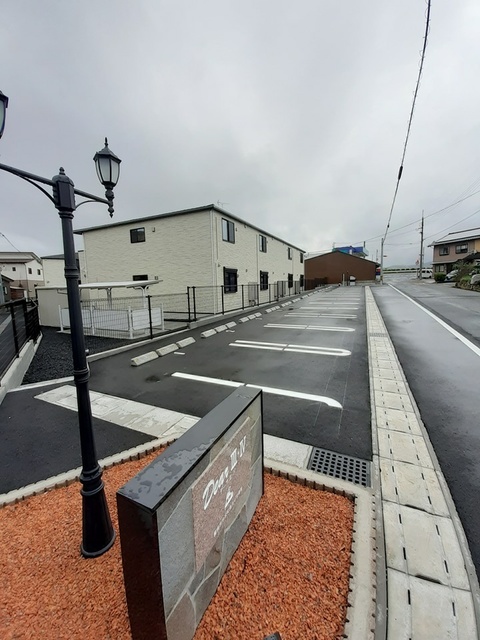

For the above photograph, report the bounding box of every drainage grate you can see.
[307,447,371,487]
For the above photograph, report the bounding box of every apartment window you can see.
[259,234,267,252]
[300,274,304,287]
[28,267,32,274]
[300,253,304,264]
[455,244,468,254]
[288,273,293,288]
[37,269,41,275]
[439,246,449,256]
[287,247,292,260]
[12,266,16,272]
[222,218,235,243]
[260,271,269,290]
[130,227,146,243]
[223,267,238,293]
[132,274,148,281]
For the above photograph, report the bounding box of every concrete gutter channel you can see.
[2,284,479,638]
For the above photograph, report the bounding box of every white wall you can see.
[81,210,213,296]
[79,208,305,298]
[42,259,66,287]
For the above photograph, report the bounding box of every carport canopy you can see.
[77,280,162,305]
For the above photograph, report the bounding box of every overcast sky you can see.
[1,0,480,266]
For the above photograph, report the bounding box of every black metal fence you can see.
[187,280,303,320]
[53,281,304,352]
[0,299,40,380]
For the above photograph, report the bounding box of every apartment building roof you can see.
[0,251,42,264]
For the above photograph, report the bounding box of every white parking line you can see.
[287,313,357,319]
[230,340,351,356]
[265,323,355,332]
[389,284,480,358]
[171,372,342,408]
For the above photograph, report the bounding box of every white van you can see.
[421,268,433,279]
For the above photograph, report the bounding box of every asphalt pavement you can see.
[373,275,480,579]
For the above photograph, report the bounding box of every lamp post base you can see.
[80,482,116,558]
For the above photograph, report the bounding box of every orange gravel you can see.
[0,451,354,640]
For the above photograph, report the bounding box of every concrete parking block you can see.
[387,569,477,640]
[248,314,257,320]
[380,460,449,516]
[378,429,433,468]
[254,312,262,317]
[226,321,237,328]
[156,344,179,357]
[130,351,159,366]
[201,328,217,337]
[266,308,272,313]
[176,337,196,348]
[239,317,249,323]
[383,502,469,589]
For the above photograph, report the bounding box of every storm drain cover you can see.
[307,447,371,487]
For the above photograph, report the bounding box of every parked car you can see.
[421,268,433,279]
[445,270,458,282]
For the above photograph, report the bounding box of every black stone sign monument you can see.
[117,387,264,640]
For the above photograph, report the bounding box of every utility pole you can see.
[418,210,424,278]
[380,237,384,284]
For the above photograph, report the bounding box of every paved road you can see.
[373,277,480,579]
[89,288,372,461]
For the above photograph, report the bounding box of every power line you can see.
[423,208,480,242]
[382,0,432,243]
[0,231,21,252]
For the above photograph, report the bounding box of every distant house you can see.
[305,251,377,286]
[1,274,13,304]
[430,228,480,274]
[74,204,305,297]
[0,252,44,300]
[41,252,83,287]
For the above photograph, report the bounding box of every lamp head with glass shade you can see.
[0,90,9,140]
[94,138,121,217]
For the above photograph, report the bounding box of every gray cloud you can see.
[1,0,479,266]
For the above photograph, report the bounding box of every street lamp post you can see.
[0,91,121,557]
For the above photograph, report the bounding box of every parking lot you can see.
[88,287,372,461]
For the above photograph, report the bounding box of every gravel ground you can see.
[22,327,133,384]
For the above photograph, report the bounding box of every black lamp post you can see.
[0,90,121,558]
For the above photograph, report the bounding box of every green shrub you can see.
[434,273,446,282]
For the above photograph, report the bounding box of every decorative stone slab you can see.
[201,329,217,338]
[378,429,433,468]
[387,570,476,640]
[117,387,264,640]
[226,322,237,328]
[156,344,179,357]
[383,503,469,589]
[380,460,449,517]
[177,337,196,348]
[131,351,159,366]
[215,325,227,332]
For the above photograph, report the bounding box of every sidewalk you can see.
[1,287,479,638]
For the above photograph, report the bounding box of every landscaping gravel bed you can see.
[23,327,132,384]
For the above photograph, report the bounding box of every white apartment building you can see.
[75,205,305,299]
[41,252,84,287]
[0,252,44,300]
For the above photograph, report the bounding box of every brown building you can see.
[305,251,377,287]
